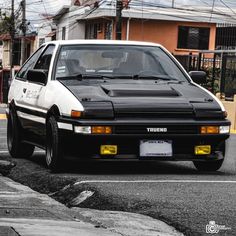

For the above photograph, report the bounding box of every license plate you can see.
[140,140,172,157]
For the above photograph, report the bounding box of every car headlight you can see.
[71,102,114,119]
[74,126,112,134]
[219,125,230,134]
[200,125,230,134]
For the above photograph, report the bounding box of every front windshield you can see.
[55,45,188,82]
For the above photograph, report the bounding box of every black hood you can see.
[59,79,223,119]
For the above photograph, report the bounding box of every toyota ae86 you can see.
[7,40,230,171]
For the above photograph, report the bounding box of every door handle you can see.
[23,88,27,93]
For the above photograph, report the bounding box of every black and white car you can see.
[7,40,230,171]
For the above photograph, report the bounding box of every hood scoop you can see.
[101,84,180,97]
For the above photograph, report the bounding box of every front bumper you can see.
[57,117,230,161]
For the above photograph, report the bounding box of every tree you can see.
[0,12,12,35]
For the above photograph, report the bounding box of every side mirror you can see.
[189,71,207,84]
[27,69,47,84]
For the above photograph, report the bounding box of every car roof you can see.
[43,40,161,47]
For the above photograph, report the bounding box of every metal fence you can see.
[174,51,236,99]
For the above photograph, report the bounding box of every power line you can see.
[209,0,216,22]
[218,0,236,17]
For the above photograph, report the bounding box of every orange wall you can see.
[119,19,216,54]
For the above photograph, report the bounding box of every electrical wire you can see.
[218,0,236,17]
[209,0,216,22]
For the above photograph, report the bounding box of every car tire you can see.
[193,159,224,172]
[7,109,35,158]
[45,116,63,172]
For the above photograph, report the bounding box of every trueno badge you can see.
[147,128,168,133]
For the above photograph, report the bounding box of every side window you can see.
[34,45,55,70]
[16,46,45,79]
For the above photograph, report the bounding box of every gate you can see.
[174,50,236,97]
[221,55,236,98]
[0,67,20,104]
[1,69,10,104]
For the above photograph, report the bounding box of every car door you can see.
[20,44,56,144]
[9,46,45,109]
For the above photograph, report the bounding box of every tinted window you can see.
[34,45,55,70]
[55,45,188,82]
[16,46,45,79]
[177,26,210,50]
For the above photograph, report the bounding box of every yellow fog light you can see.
[100,145,117,155]
[92,126,112,134]
[195,145,211,155]
[200,126,219,134]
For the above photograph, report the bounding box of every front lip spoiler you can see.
[65,153,224,162]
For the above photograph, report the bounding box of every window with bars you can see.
[85,23,98,39]
[104,22,112,40]
[177,26,210,50]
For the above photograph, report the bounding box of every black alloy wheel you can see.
[193,159,224,171]
[46,116,63,172]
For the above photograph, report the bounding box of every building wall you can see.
[69,22,85,39]
[36,24,53,49]
[1,39,36,68]
[124,19,216,54]
[2,41,10,68]
[56,7,86,40]
[56,13,70,40]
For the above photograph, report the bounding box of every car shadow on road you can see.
[30,153,227,176]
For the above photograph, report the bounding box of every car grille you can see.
[115,125,198,134]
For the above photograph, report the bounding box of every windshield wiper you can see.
[132,74,178,80]
[77,74,115,79]
[57,73,116,81]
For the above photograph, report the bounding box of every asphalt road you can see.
[0,108,235,236]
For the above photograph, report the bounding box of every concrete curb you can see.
[0,175,184,236]
[74,208,184,236]
[0,176,120,236]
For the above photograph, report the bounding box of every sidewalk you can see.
[0,175,119,236]
[0,104,7,108]
[0,104,6,120]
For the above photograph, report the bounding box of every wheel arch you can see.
[7,100,18,119]
[46,105,61,123]
[8,100,16,111]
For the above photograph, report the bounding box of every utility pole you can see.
[10,0,15,79]
[116,0,123,40]
[172,0,175,8]
[20,0,26,65]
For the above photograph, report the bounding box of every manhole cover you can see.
[0,226,19,236]
[0,208,60,219]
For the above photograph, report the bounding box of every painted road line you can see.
[0,150,45,154]
[74,180,236,185]
[0,114,6,119]
[231,129,236,134]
